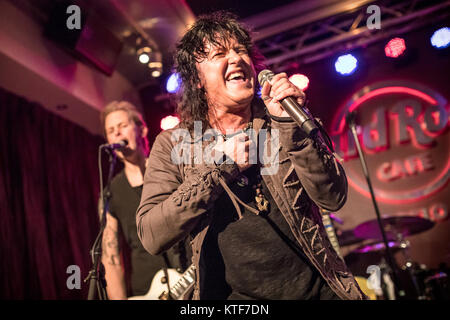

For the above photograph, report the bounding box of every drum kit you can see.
[336,215,449,300]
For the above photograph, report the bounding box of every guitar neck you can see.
[322,212,342,258]
[168,264,196,300]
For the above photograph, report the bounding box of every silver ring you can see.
[261,96,271,101]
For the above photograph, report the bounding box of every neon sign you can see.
[331,81,449,205]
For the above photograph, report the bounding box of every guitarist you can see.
[99,101,190,299]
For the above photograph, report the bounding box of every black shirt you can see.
[108,170,190,296]
[200,165,339,300]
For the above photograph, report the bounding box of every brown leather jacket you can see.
[137,101,366,300]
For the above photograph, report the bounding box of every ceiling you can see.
[105,0,302,88]
[12,0,304,89]
[185,0,298,19]
[12,0,450,91]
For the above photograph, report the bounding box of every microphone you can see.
[101,140,128,150]
[258,69,318,136]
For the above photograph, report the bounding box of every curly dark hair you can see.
[174,11,265,132]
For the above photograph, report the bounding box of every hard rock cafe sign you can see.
[331,81,449,223]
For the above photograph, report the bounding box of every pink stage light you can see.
[385,38,406,58]
[289,74,309,91]
[160,115,180,130]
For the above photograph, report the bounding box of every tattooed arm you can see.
[101,212,127,300]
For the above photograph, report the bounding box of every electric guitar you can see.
[128,264,196,300]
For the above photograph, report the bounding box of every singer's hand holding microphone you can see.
[259,70,318,136]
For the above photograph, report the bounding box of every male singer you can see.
[136,11,366,300]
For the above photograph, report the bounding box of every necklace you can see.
[233,168,270,217]
[219,121,253,141]
[253,173,270,215]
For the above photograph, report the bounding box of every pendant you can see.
[237,174,249,187]
[255,194,270,214]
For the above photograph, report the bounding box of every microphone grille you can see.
[258,69,274,86]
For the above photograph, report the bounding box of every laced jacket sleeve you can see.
[136,130,240,255]
[270,118,348,212]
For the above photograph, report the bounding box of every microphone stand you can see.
[346,111,404,299]
[85,147,117,300]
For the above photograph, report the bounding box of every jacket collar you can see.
[251,98,269,134]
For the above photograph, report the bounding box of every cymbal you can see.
[344,241,403,277]
[351,240,402,254]
[336,229,365,246]
[353,216,435,241]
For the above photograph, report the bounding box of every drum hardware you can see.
[424,271,449,300]
[323,210,446,300]
[349,216,436,300]
[353,216,435,242]
[378,258,396,300]
[344,242,401,300]
[395,233,426,300]
[335,228,366,247]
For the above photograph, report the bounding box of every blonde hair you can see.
[100,101,149,155]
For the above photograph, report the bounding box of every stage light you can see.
[335,54,357,75]
[289,74,309,91]
[151,70,161,78]
[431,27,450,49]
[166,73,181,93]
[137,47,152,64]
[148,62,162,69]
[147,51,163,78]
[160,115,180,130]
[385,37,406,58]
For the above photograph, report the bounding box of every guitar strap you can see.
[177,241,189,271]
[321,210,342,258]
